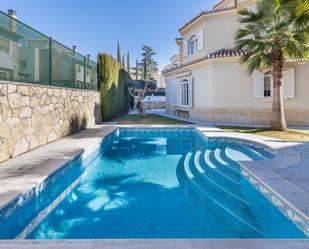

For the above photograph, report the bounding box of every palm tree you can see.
[236,0,309,131]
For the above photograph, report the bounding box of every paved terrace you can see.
[0,121,308,248]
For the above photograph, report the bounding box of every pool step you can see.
[201,150,240,191]
[193,151,248,205]
[208,150,240,179]
[215,148,240,172]
[225,145,266,162]
[177,152,264,238]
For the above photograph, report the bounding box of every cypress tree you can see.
[117,42,121,63]
[122,56,125,69]
[126,52,130,73]
[135,58,139,80]
[97,53,131,121]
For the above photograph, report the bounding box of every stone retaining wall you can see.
[144,101,165,110]
[0,81,101,162]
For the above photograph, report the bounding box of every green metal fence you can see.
[0,11,98,91]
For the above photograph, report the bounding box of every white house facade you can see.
[162,0,309,126]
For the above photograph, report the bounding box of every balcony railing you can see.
[0,11,98,91]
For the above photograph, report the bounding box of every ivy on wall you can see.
[97,53,131,121]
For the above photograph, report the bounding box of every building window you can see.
[0,71,8,79]
[188,35,198,56]
[0,38,9,53]
[264,74,272,97]
[77,65,81,73]
[180,80,189,106]
[20,60,27,70]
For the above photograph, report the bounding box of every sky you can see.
[1,0,218,70]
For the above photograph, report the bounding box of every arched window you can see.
[188,35,198,56]
[179,79,189,106]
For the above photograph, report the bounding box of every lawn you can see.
[218,126,309,141]
[114,114,192,125]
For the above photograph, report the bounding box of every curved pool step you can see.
[225,145,266,162]
[215,148,240,172]
[192,151,249,206]
[204,150,240,184]
[209,150,240,178]
[200,150,240,192]
[180,152,263,238]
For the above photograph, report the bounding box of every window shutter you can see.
[188,79,193,107]
[254,70,264,98]
[197,29,204,51]
[283,68,295,98]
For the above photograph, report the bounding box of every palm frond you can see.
[236,0,309,74]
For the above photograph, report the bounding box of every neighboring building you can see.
[0,10,97,89]
[0,10,50,83]
[162,0,309,126]
[162,54,180,72]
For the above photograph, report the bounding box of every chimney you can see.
[87,54,91,60]
[8,9,17,19]
[72,45,77,52]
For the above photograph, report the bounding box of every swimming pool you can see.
[0,128,307,239]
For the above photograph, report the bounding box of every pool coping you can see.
[1,239,309,249]
[197,128,309,218]
[0,125,117,211]
[0,124,309,248]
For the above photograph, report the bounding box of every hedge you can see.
[97,53,131,121]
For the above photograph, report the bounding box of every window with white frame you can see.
[180,79,189,106]
[188,35,198,56]
[264,74,272,97]
[254,69,295,99]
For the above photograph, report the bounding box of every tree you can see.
[139,45,158,81]
[117,42,121,63]
[126,52,131,73]
[236,0,309,131]
[122,56,125,69]
[135,58,139,80]
[97,53,131,121]
[128,80,156,116]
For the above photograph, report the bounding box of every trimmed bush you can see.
[97,53,131,121]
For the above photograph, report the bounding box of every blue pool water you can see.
[0,128,307,239]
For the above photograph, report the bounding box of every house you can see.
[162,0,309,126]
[0,10,97,89]
[0,10,50,83]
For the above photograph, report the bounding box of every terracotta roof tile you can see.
[162,48,245,74]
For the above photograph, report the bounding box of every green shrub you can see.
[97,53,131,121]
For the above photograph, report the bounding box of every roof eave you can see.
[178,7,237,35]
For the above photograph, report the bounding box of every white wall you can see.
[211,61,309,110]
[192,65,214,108]
[181,11,240,65]
[182,22,207,64]
[204,14,239,54]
